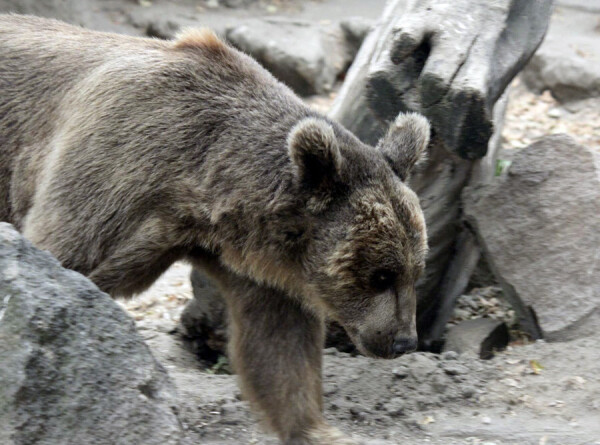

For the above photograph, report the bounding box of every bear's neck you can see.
[177,111,314,298]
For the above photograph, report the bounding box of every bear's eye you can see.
[370,269,397,291]
[285,228,305,242]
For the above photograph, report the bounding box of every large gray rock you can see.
[443,318,509,359]
[464,135,600,341]
[226,18,364,96]
[0,223,184,445]
[521,6,600,102]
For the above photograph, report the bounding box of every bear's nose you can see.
[392,337,418,356]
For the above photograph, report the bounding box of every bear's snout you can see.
[358,333,395,358]
[392,336,418,356]
[357,330,417,359]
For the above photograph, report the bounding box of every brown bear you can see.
[0,15,430,445]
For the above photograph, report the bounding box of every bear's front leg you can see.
[222,276,357,445]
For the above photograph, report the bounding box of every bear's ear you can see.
[377,112,430,181]
[288,118,343,188]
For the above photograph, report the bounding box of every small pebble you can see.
[461,386,476,398]
[392,366,409,379]
[547,107,562,118]
[441,362,469,376]
[220,403,241,416]
[349,406,367,421]
[441,351,459,361]
[482,416,492,424]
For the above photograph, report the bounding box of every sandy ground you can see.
[136,318,600,445]
[502,79,600,152]
[120,77,600,444]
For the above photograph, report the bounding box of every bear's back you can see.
[0,15,310,226]
[0,15,175,223]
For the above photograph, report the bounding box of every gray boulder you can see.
[0,223,184,445]
[521,5,600,102]
[443,318,509,359]
[226,18,363,96]
[464,135,600,341]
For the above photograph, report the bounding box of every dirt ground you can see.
[120,80,600,445]
[134,316,600,445]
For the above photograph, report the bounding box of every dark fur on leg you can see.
[211,269,357,444]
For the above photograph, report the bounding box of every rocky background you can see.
[1,0,599,444]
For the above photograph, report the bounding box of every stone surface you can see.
[0,223,184,445]
[464,135,600,341]
[226,18,357,96]
[521,6,600,102]
[443,318,510,359]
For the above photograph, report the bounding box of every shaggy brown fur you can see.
[173,27,227,52]
[0,15,430,444]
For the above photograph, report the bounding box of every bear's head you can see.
[287,112,430,359]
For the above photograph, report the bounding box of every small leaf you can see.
[530,359,544,375]
[419,415,435,425]
[495,159,512,176]
[207,355,231,375]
